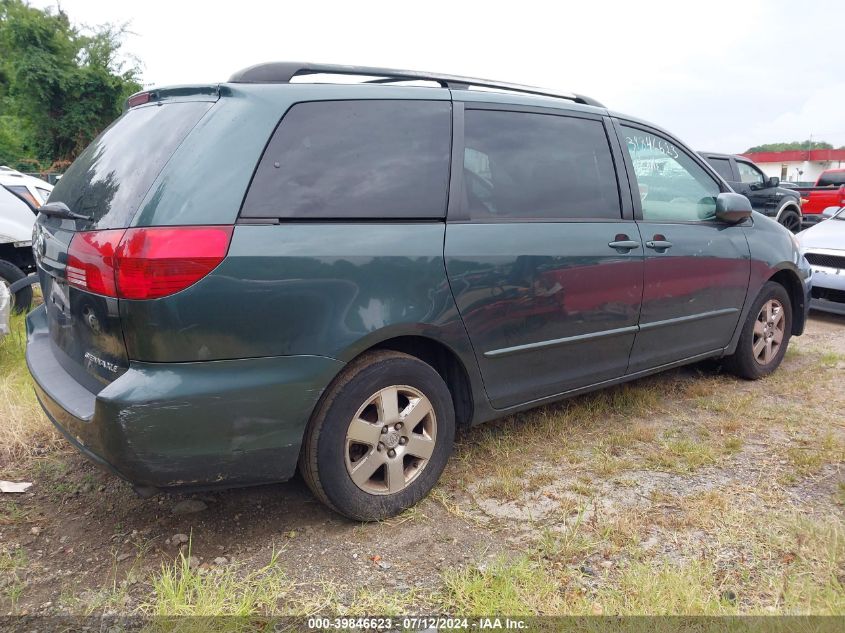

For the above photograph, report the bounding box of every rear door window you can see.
[49,101,213,229]
[462,110,620,220]
[241,100,452,219]
[707,157,734,181]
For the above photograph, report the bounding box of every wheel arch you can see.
[325,329,480,430]
[775,201,802,225]
[768,267,806,336]
[362,335,475,430]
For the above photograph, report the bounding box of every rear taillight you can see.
[66,226,233,299]
[66,230,124,296]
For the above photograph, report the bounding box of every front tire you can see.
[778,209,801,233]
[724,281,792,380]
[0,260,33,314]
[299,350,455,521]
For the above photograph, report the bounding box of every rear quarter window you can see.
[241,100,452,219]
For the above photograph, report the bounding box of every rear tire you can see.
[299,350,455,521]
[724,281,792,380]
[778,209,801,233]
[0,260,32,314]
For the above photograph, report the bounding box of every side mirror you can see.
[715,192,752,223]
[822,206,843,219]
[766,176,780,188]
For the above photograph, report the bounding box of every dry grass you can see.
[0,312,57,460]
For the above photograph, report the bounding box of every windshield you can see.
[49,101,212,229]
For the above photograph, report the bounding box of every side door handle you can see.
[645,238,673,252]
[608,235,641,253]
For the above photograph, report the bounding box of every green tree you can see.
[745,140,834,153]
[0,0,141,168]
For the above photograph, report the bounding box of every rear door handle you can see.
[608,239,640,252]
[645,239,673,252]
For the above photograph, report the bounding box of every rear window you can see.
[49,101,212,229]
[241,100,452,219]
[818,171,845,187]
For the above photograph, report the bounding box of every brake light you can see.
[116,226,233,299]
[126,91,152,108]
[66,226,233,299]
[66,230,124,296]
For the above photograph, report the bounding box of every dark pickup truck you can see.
[699,152,804,232]
[796,169,845,225]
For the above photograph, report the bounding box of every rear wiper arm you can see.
[38,202,93,221]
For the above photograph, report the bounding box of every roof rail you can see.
[227,62,605,108]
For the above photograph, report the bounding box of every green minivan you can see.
[26,63,811,520]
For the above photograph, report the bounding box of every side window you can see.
[708,157,734,181]
[241,100,451,219]
[737,161,765,186]
[621,126,720,223]
[462,110,620,220]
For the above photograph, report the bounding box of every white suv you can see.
[0,167,53,310]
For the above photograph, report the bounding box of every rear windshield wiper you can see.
[38,202,93,222]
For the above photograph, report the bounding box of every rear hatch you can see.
[35,95,215,392]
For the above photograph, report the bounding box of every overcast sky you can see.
[32,0,845,153]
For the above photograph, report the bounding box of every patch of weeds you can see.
[5,579,25,612]
[819,351,845,368]
[835,482,845,507]
[591,448,633,477]
[440,555,562,615]
[382,505,427,527]
[572,559,733,615]
[143,548,291,616]
[0,547,27,572]
[647,437,716,473]
[0,312,59,460]
[476,463,528,501]
[569,478,595,497]
[33,457,68,483]
[786,433,844,476]
[537,510,592,563]
[723,437,744,455]
[1,547,28,614]
[0,501,30,525]
[526,470,556,490]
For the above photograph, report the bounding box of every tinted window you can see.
[242,100,451,219]
[707,157,734,181]
[462,110,620,220]
[621,126,720,222]
[818,171,845,187]
[49,102,213,229]
[737,161,765,185]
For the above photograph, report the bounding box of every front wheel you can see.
[778,209,801,233]
[0,260,33,314]
[724,281,792,380]
[299,350,455,521]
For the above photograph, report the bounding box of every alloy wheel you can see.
[781,214,801,233]
[344,385,437,495]
[752,299,785,365]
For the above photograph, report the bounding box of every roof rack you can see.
[227,62,605,108]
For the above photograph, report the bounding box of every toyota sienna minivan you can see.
[26,63,811,520]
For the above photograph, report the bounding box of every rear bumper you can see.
[26,305,344,489]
